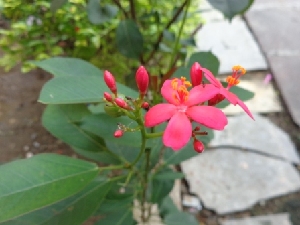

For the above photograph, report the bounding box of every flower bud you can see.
[190,62,203,86]
[136,66,149,96]
[104,70,117,94]
[104,92,113,102]
[114,129,123,138]
[115,98,128,109]
[141,102,149,109]
[193,139,204,153]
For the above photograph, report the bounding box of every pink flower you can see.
[145,77,228,151]
[201,65,254,119]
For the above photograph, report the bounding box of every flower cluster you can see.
[103,63,253,153]
[145,63,253,151]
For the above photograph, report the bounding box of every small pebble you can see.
[23,145,30,151]
[30,133,37,140]
[26,152,34,158]
[33,141,40,148]
[182,194,202,211]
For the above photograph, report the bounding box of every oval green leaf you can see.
[87,0,118,25]
[0,154,99,223]
[207,0,254,20]
[33,57,102,77]
[116,20,143,59]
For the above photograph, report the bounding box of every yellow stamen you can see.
[232,65,246,75]
[170,78,190,103]
[226,76,240,86]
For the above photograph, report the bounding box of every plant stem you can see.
[129,0,136,21]
[168,0,190,71]
[146,131,163,139]
[141,148,151,222]
[144,0,189,64]
[112,0,129,18]
[130,109,147,167]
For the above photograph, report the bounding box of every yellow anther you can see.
[226,76,240,86]
[171,78,179,90]
[232,65,246,75]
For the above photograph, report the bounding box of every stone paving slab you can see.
[245,1,300,126]
[222,72,282,114]
[181,148,300,214]
[196,1,268,74]
[210,114,300,164]
[221,213,292,225]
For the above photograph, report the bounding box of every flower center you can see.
[171,77,192,104]
[226,65,246,87]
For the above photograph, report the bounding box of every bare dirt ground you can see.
[0,67,72,163]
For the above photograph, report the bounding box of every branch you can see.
[129,0,136,21]
[144,0,189,64]
[112,0,129,18]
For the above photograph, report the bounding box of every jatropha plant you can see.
[0,57,254,224]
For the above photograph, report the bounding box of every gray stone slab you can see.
[222,72,282,114]
[245,3,300,126]
[221,213,292,225]
[210,114,300,164]
[181,149,300,214]
[195,17,268,74]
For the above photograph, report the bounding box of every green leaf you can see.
[0,154,99,223]
[39,76,137,104]
[87,0,118,24]
[80,113,141,147]
[154,170,185,180]
[96,182,135,225]
[33,57,102,77]
[50,0,67,12]
[187,51,220,76]
[207,0,254,20]
[172,66,190,79]
[116,20,143,59]
[164,212,198,225]
[159,196,179,218]
[42,104,106,152]
[150,168,176,204]
[217,83,255,108]
[1,177,111,225]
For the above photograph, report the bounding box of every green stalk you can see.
[168,0,191,70]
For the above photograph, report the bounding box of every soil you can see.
[0,67,72,163]
[1,66,300,225]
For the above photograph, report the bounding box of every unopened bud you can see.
[114,130,123,138]
[136,66,149,96]
[190,62,203,86]
[115,98,128,109]
[104,70,117,94]
[104,92,113,102]
[141,102,149,109]
[193,139,205,153]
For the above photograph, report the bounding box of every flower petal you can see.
[186,84,219,106]
[145,103,176,127]
[220,88,238,104]
[161,80,178,105]
[237,99,255,120]
[201,68,223,88]
[186,106,228,130]
[163,112,192,151]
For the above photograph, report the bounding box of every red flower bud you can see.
[190,62,203,86]
[104,70,117,94]
[136,66,149,96]
[115,98,128,109]
[141,102,149,109]
[104,92,113,102]
[114,130,123,138]
[193,139,205,153]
